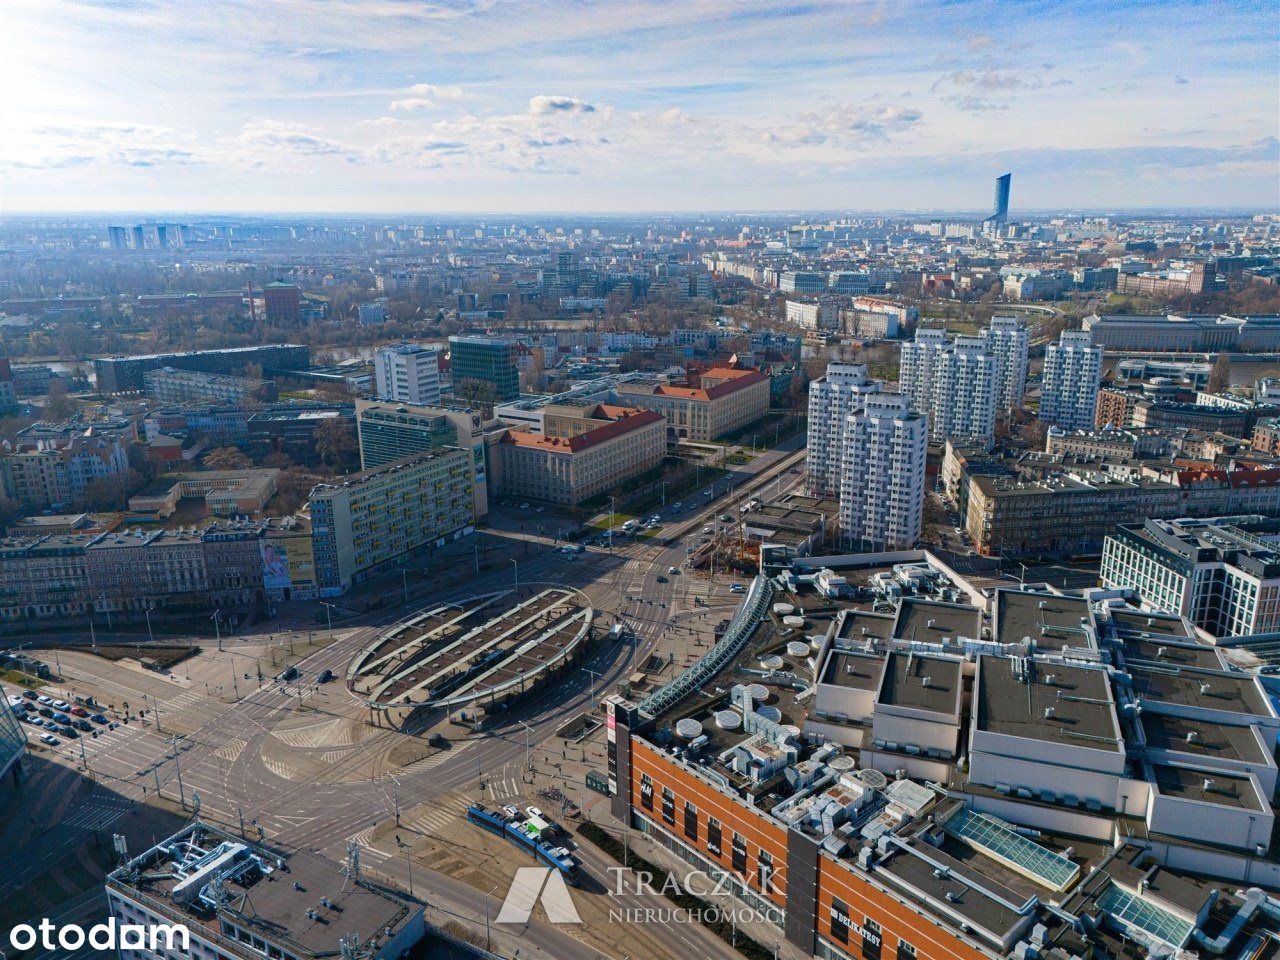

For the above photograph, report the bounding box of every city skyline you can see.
[3,0,1277,214]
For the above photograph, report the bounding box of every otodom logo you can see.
[496,867,582,925]
[8,918,191,953]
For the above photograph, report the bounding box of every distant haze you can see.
[3,0,1277,213]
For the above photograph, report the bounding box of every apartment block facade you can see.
[0,433,130,510]
[143,367,277,406]
[355,398,490,517]
[1040,330,1102,431]
[983,316,1029,412]
[309,450,475,594]
[373,343,441,406]
[899,329,997,444]
[805,363,882,498]
[838,393,927,550]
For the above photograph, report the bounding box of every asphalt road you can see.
[17,434,808,960]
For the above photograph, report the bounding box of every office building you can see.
[614,366,769,440]
[1082,313,1280,352]
[94,344,309,394]
[309,450,475,594]
[1115,261,1215,298]
[355,398,490,517]
[805,362,882,498]
[373,343,441,406]
[107,225,129,250]
[1040,330,1102,431]
[244,406,356,467]
[448,335,520,402]
[899,329,997,444]
[143,367,277,407]
[984,316,1029,411]
[106,822,425,960]
[984,171,1011,230]
[1101,516,1280,638]
[838,392,927,549]
[496,404,665,506]
[263,279,302,324]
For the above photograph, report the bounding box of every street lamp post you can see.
[212,610,222,651]
[401,568,409,605]
[581,667,601,710]
[518,719,533,771]
[510,558,518,592]
[144,602,155,644]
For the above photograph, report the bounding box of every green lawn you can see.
[585,511,638,531]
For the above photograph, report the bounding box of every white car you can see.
[729,583,746,593]
[40,733,60,746]
[52,700,70,711]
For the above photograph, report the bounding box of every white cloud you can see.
[529,95,597,116]
[390,83,466,111]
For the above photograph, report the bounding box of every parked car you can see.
[36,695,53,706]
[21,690,38,701]
[39,734,59,746]
[59,725,79,739]
[91,714,108,725]
[718,514,733,522]
[51,711,70,724]
[37,707,54,719]
[70,706,89,718]
[52,700,70,711]
[22,715,42,726]
[74,719,92,732]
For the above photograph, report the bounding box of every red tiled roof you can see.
[501,408,663,454]
[652,367,768,402]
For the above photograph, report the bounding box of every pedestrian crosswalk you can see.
[486,776,522,801]
[62,795,133,832]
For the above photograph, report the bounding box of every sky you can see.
[1,0,1277,214]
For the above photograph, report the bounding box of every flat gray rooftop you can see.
[877,837,1025,939]
[995,589,1093,649]
[1140,712,1269,765]
[835,610,895,644]
[821,649,885,692]
[892,598,980,645]
[976,657,1122,750]
[1121,638,1225,671]
[1110,608,1197,640]
[877,651,961,716]
[1129,665,1269,718]
[1150,763,1266,812]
